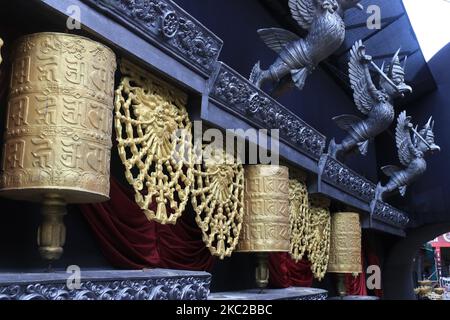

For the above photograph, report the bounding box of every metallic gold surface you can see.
[237,165,290,253]
[192,147,244,260]
[0,33,116,262]
[0,32,116,203]
[255,253,269,289]
[307,195,331,281]
[289,178,309,262]
[328,212,362,274]
[115,60,193,225]
[37,194,67,261]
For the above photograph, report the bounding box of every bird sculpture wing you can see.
[348,40,379,115]
[396,111,417,167]
[257,28,300,54]
[289,0,317,31]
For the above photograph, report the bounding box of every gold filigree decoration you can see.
[289,179,310,262]
[192,147,244,259]
[307,196,331,281]
[115,61,193,225]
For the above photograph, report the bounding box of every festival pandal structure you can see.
[0,0,440,300]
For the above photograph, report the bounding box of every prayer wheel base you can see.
[37,194,67,263]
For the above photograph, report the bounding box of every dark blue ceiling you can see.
[260,0,437,106]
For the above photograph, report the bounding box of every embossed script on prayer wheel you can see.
[237,165,290,252]
[0,33,116,203]
[328,212,362,274]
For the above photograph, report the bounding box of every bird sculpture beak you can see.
[398,83,413,96]
[431,144,441,153]
[355,3,364,10]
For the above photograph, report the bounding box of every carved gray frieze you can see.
[319,154,410,228]
[209,287,328,300]
[0,270,210,300]
[371,200,410,228]
[82,0,223,75]
[319,155,376,202]
[209,63,326,160]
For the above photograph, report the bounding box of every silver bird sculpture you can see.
[328,40,413,160]
[250,0,363,93]
[375,111,441,202]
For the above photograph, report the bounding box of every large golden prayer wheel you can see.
[237,165,290,288]
[328,212,362,296]
[0,33,116,262]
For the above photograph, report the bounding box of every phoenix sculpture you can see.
[375,111,440,201]
[328,40,412,160]
[250,0,363,93]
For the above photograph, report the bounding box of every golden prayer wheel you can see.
[0,32,116,263]
[328,212,362,297]
[237,165,290,288]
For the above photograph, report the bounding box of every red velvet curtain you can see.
[344,250,368,296]
[269,253,314,288]
[79,177,382,296]
[79,178,215,271]
[79,178,315,286]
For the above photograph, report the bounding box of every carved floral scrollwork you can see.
[306,196,331,281]
[289,179,310,263]
[371,200,410,228]
[191,147,244,259]
[288,179,331,281]
[210,64,326,160]
[0,277,210,300]
[320,155,376,202]
[115,61,194,225]
[83,0,222,73]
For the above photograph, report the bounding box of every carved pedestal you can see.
[209,287,328,301]
[0,269,211,300]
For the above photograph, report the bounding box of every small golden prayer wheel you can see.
[237,165,290,288]
[0,32,116,263]
[328,212,362,296]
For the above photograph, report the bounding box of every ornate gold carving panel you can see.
[115,60,193,225]
[237,165,290,252]
[192,147,244,259]
[307,195,331,281]
[0,33,116,203]
[328,212,362,274]
[289,179,310,262]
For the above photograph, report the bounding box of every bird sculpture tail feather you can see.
[250,61,264,88]
[357,140,369,156]
[291,68,309,90]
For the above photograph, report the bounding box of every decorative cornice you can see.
[319,155,376,203]
[82,0,223,75]
[0,270,210,300]
[371,200,410,228]
[209,63,326,160]
[209,287,328,300]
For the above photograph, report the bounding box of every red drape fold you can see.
[79,178,215,271]
[268,253,314,288]
[79,178,381,296]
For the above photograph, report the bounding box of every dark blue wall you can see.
[377,44,450,226]
[0,0,384,281]
[177,0,379,180]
